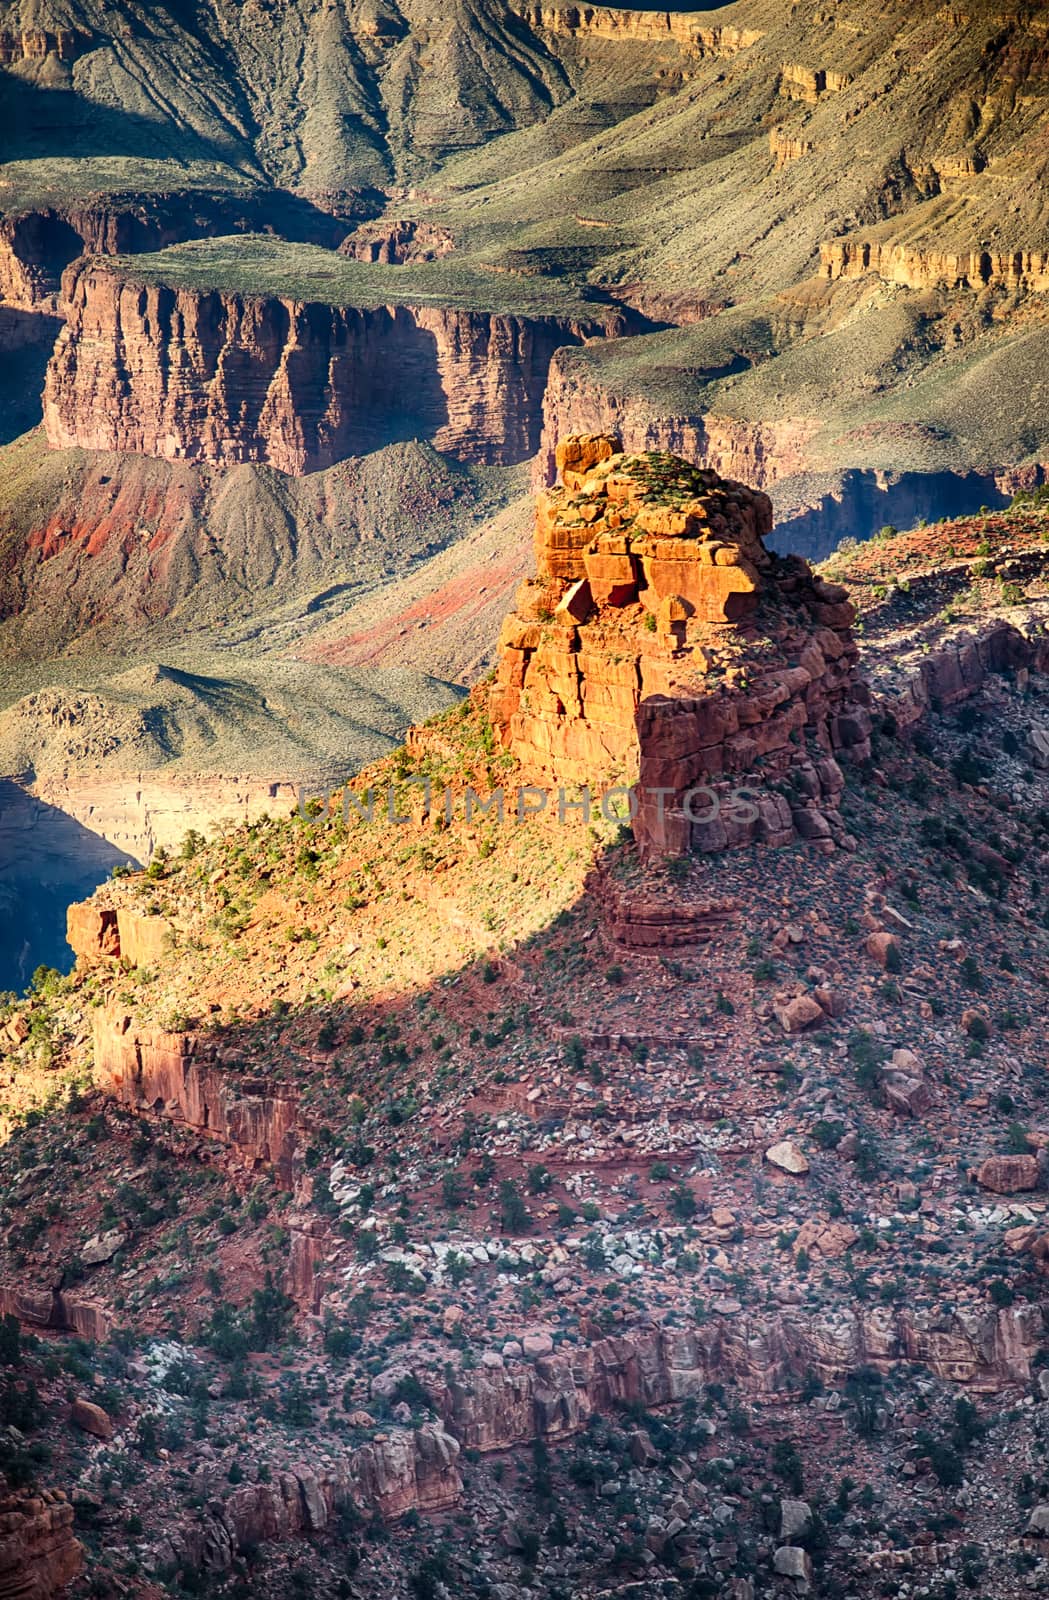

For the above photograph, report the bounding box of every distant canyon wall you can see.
[31,772,302,866]
[539,352,1049,556]
[512,4,761,55]
[820,236,1049,293]
[43,263,610,469]
[538,353,820,491]
[0,195,349,313]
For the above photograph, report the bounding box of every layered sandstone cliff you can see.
[87,1002,301,1188]
[513,4,761,56]
[490,435,870,856]
[820,236,1049,293]
[0,1489,83,1600]
[171,1425,461,1568]
[44,261,609,469]
[0,26,87,65]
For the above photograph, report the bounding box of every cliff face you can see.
[33,774,301,868]
[513,4,762,56]
[44,263,607,469]
[0,26,88,65]
[539,355,820,491]
[820,237,1049,293]
[0,1489,83,1600]
[89,1003,302,1188]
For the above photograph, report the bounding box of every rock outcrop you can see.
[873,620,1047,732]
[339,219,455,265]
[67,901,177,969]
[44,262,612,470]
[779,63,851,103]
[769,127,814,168]
[0,1284,110,1344]
[490,435,870,856]
[513,4,762,57]
[427,1301,1045,1458]
[91,1005,300,1186]
[0,1488,83,1600]
[820,236,1049,293]
[0,27,88,66]
[173,1423,461,1568]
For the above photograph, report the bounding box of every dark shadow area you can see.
[0,780,137,992]
[0,72,248,169]
[0,310,61,443]
[770,468,1013,562]
[5,213,81,287]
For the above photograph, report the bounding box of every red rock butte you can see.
[490,435,873,856]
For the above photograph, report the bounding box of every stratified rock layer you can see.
[0,1489,83,1600]
[43,262,608,470]
[91,1005,300,1187]
[490,435,871,855]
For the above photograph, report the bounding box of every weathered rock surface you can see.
[516,4,761,57]
[974,1155,1041,1195]
[44,262,611,470]
[0,1284,111,1344]
[873,620,1046,732]
[821,236,1049,295]
[0,1488,83,1600]
[70,1397,113,1441]
[91,1005,300,1186]
[766,1140,810,1176]
[173,1423,461,1568]
[65,904,118,964]
[490,435,870,856]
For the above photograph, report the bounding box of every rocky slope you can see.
[0,455,1045,1596]
[0,430,518,659]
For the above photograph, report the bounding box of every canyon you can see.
[0,442,1046,1593]
[0,3,1049,1588]
[0,191,348,314]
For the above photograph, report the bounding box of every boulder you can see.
[780,1499,813,1541]
[1026,1503,1049,1536]
[766,1141,810,1176]
[70,1398,113,1441]
[80,1229,126,1267]
[974,1155,1040,1194]
[774,995,825,1034]
[773,1545,813,1582]
[66,903,119,964]
[865,931,899,969]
